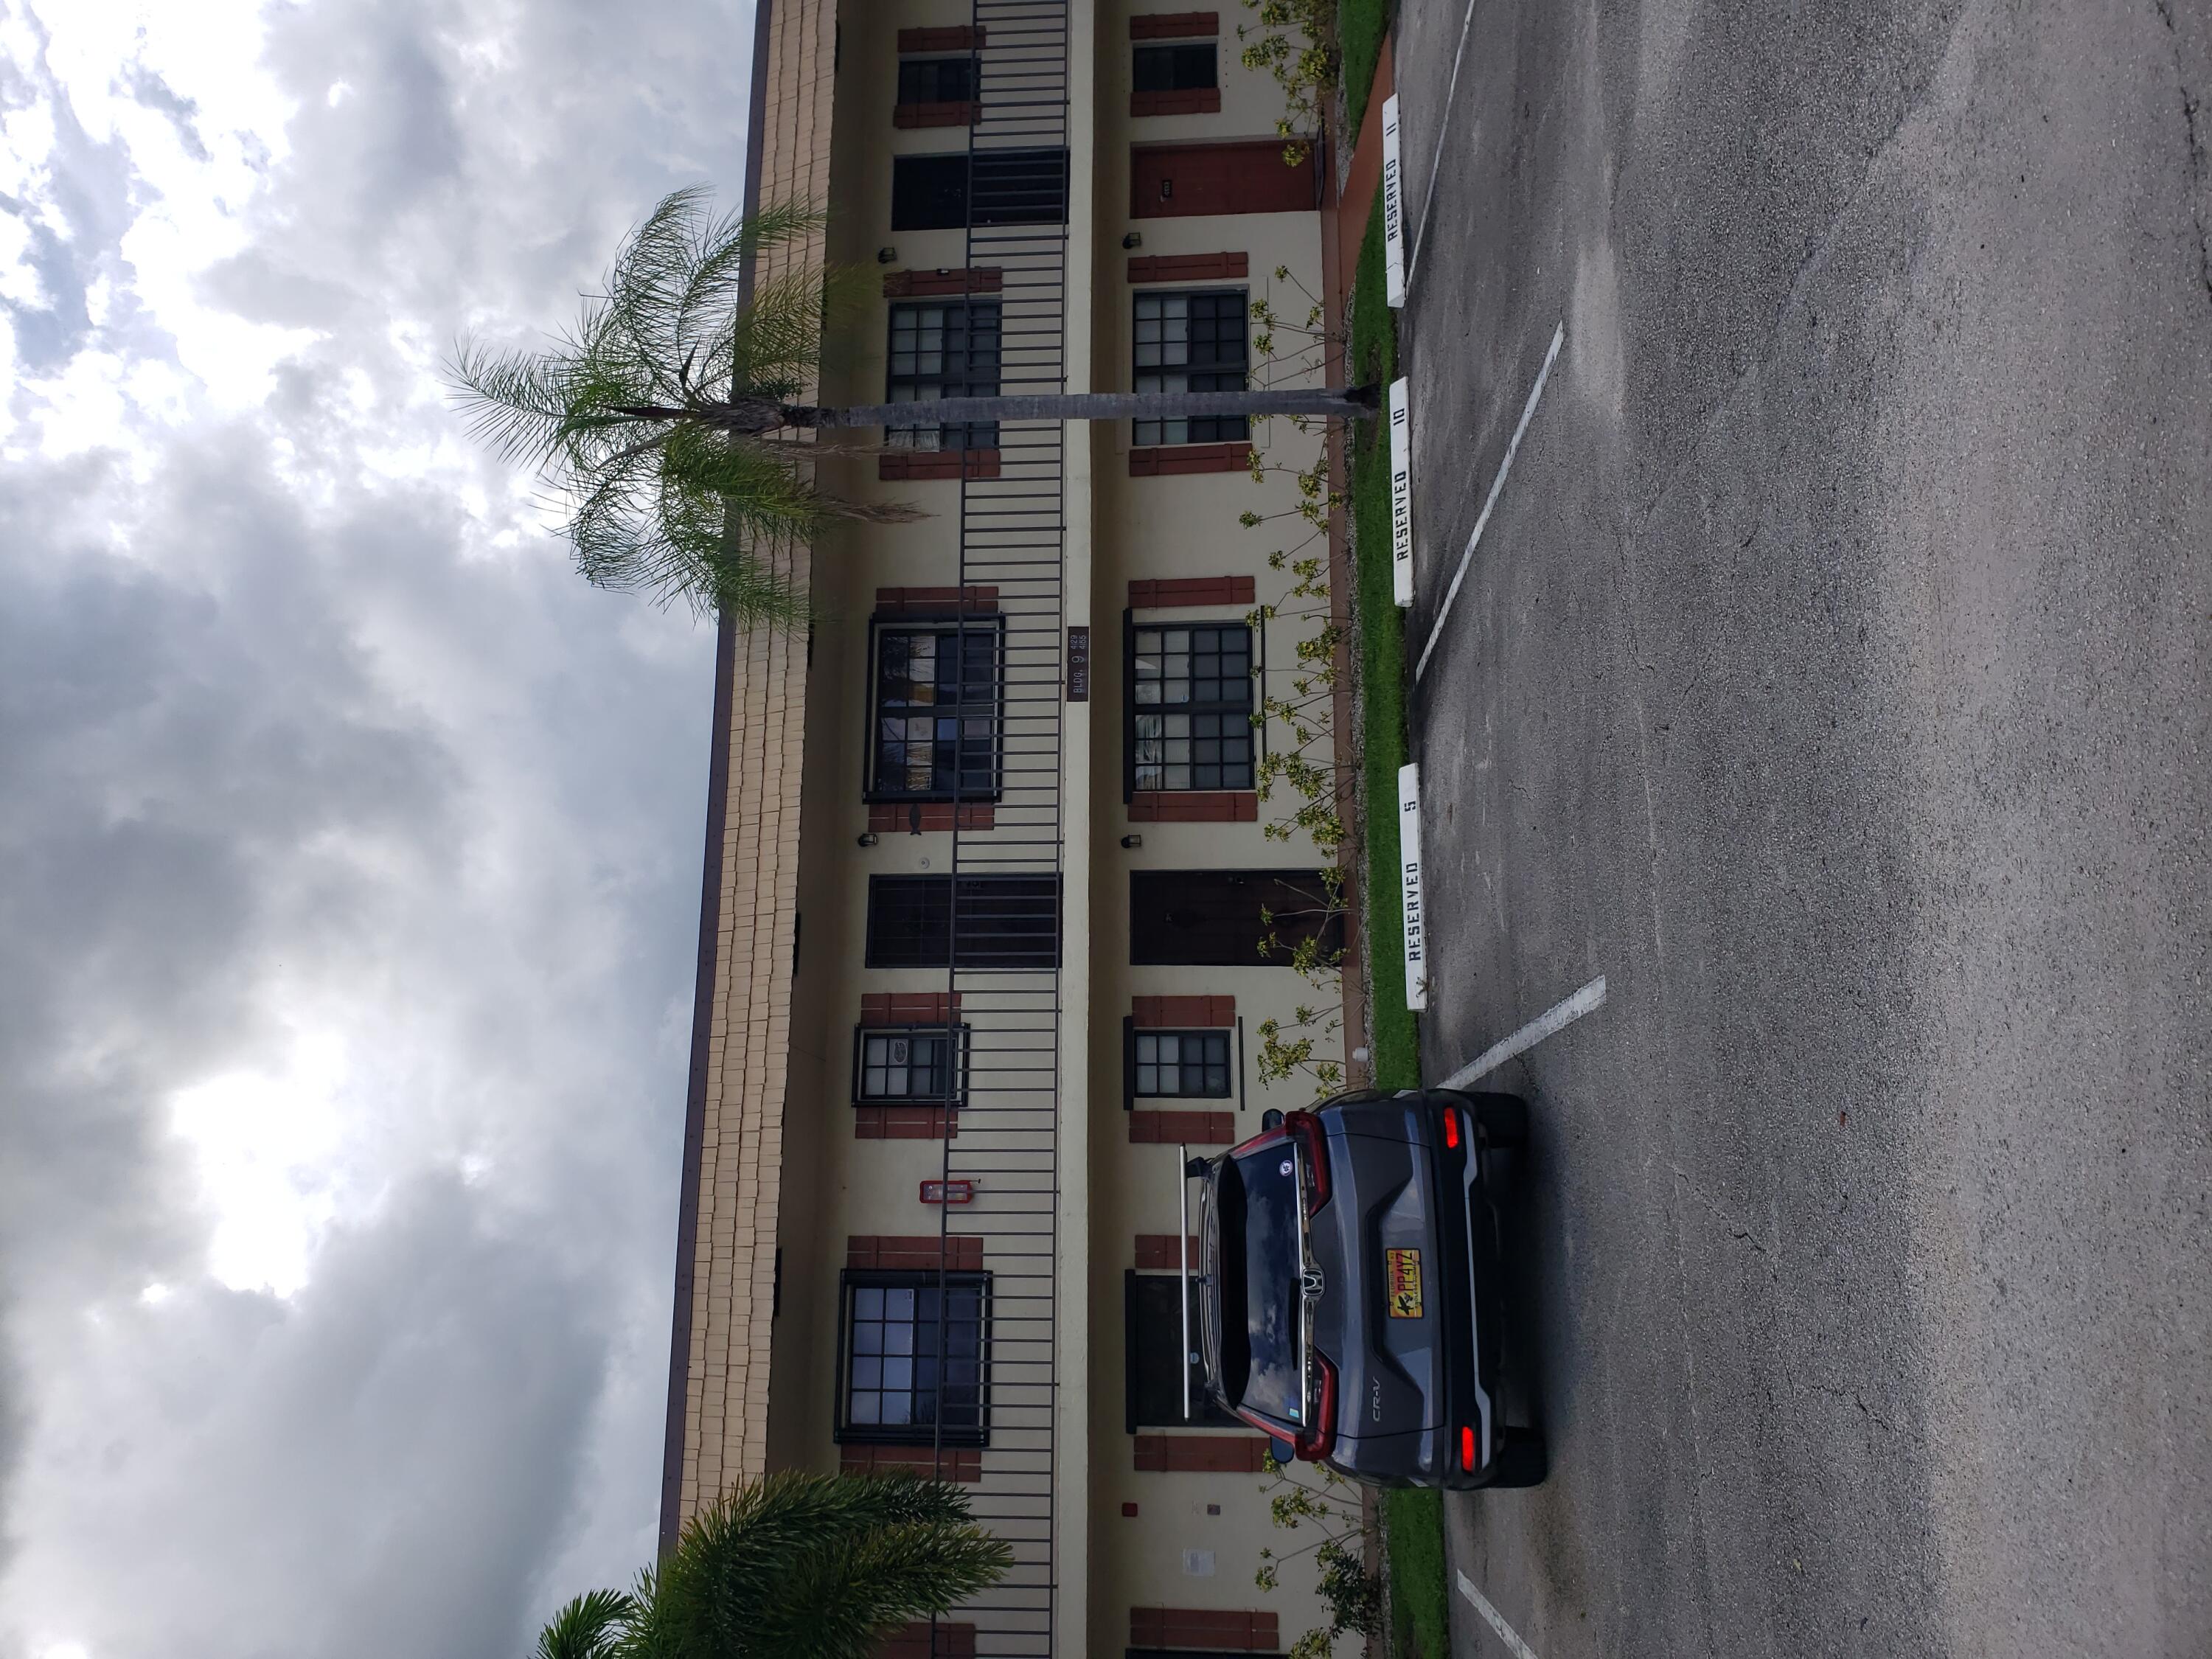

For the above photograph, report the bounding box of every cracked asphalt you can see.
[1387,0,2212,1654]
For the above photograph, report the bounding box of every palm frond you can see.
[442,187,918,627]
[532,1589,633,1659]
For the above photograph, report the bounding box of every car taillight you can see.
[1294,1354,1338,1461]
[1459,1425,1478,1472]
[1284,1110,1331,1211]
[1442,1107,1461,1149]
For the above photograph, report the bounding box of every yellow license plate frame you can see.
[1385,1247,1424,1318]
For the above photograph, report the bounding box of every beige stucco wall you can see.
[1084,2,1344,1654]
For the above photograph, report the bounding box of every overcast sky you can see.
[0,3,755,1655]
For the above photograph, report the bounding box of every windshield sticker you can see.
[1386,1248,1424,1318]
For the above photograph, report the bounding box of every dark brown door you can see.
[1125,1272,1239,1429]
[1130,140,1317,219]
[1129,869,1342,965]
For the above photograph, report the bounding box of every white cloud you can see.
[0,0,758,1654]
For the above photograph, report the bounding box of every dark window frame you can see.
[891,150,1070,231]
[852,1022,972,1107]
[1125,618,1255,796]
[1133,287,1249,445]
[1133,41,1217,92]
[865,874,1062,970]
[865,614,1007,803]
[897,54,977,105]
[1123,1017,1234,1104]
[886,299,1002,452]
[834,1268,992,1447]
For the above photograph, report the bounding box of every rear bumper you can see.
[1318,1091,1512,1489]
[1428,1108,1508,1487]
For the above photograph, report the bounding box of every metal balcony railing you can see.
[911,4,1069,1655]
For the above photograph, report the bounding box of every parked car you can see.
[1181,1088,1545,1489]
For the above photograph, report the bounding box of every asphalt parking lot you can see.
[1388,0,2212,1653]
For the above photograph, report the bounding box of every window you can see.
[892,154,969,230]
[854,1024,969,1105]
[1133,290,1249,445]
[866,874,1061,969]
[886,301,1001,452]
[898,55,975,105]
[1128,869,1344,965]
[1130,622,1253,791]
[892,150,1069,230]
[838,1271,990,1444]
[1124,1271,1239,1430]
[869,619,1004,801]
[1131,1028,1231,1098]
[1133,41,1217,91]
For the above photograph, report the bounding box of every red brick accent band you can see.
[842,1444,983,1482]
[854,1106,959,1140]
[882,267,1005,297]
[1130,10,1218,37]
[1127,251,1250,284]
[881,449,1003,481]
[893,100,981,128]
[1127,575,1256,608]
[1130,790,1257,823]
[1132,87,1222,116]
[1133,995,1234,1028]
[874,585,1001,613]
[1133,1433,1268,1472]
[860,992,962,1026]
[1130,1607,1279,1649]
[848,1234,985,1272]
[1129,442,1252,476]
[1133,1234,1202,1270]
[874,1621,978,1658]
[868,801,996,833]
[897,25,984,50]
[1129,1109,1235,1144]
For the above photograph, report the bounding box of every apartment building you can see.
[660,2,1348,1652]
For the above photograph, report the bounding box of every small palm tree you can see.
[535,1470,1013,1659]
[449,187,1377,625]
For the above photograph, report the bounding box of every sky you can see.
[0,2,757,1655]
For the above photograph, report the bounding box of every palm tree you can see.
[534,1470,1013,1659]
[449,187,1377,626]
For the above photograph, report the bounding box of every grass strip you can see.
[1385,1487,1450,1658]
[1347,174,1452,1659]
[1347,188,1416,1096]
[1339,0,1391,137]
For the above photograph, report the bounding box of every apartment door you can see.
[1124,1272,1238,1430]
[1128,869,1343,965]
[1130,139,1317,219]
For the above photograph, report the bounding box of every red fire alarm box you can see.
[919,1179,975,1205]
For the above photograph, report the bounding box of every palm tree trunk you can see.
[787,386,1380,431]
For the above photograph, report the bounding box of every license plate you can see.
[1385,1248,1424,1318]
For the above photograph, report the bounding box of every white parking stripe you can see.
[1412,321,1564,684]
[1457,1569,1542,1659]
[1405,0,1482,290]
[1439,976,1607,1091]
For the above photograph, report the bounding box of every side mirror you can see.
[1183,1155,1210,1179]
[1269,1436,1298,1466]
[1261,1108,1285,1131]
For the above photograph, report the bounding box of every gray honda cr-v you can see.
[1185,1088,1547,1489]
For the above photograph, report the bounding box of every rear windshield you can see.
[1217,1143,1304,1427]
